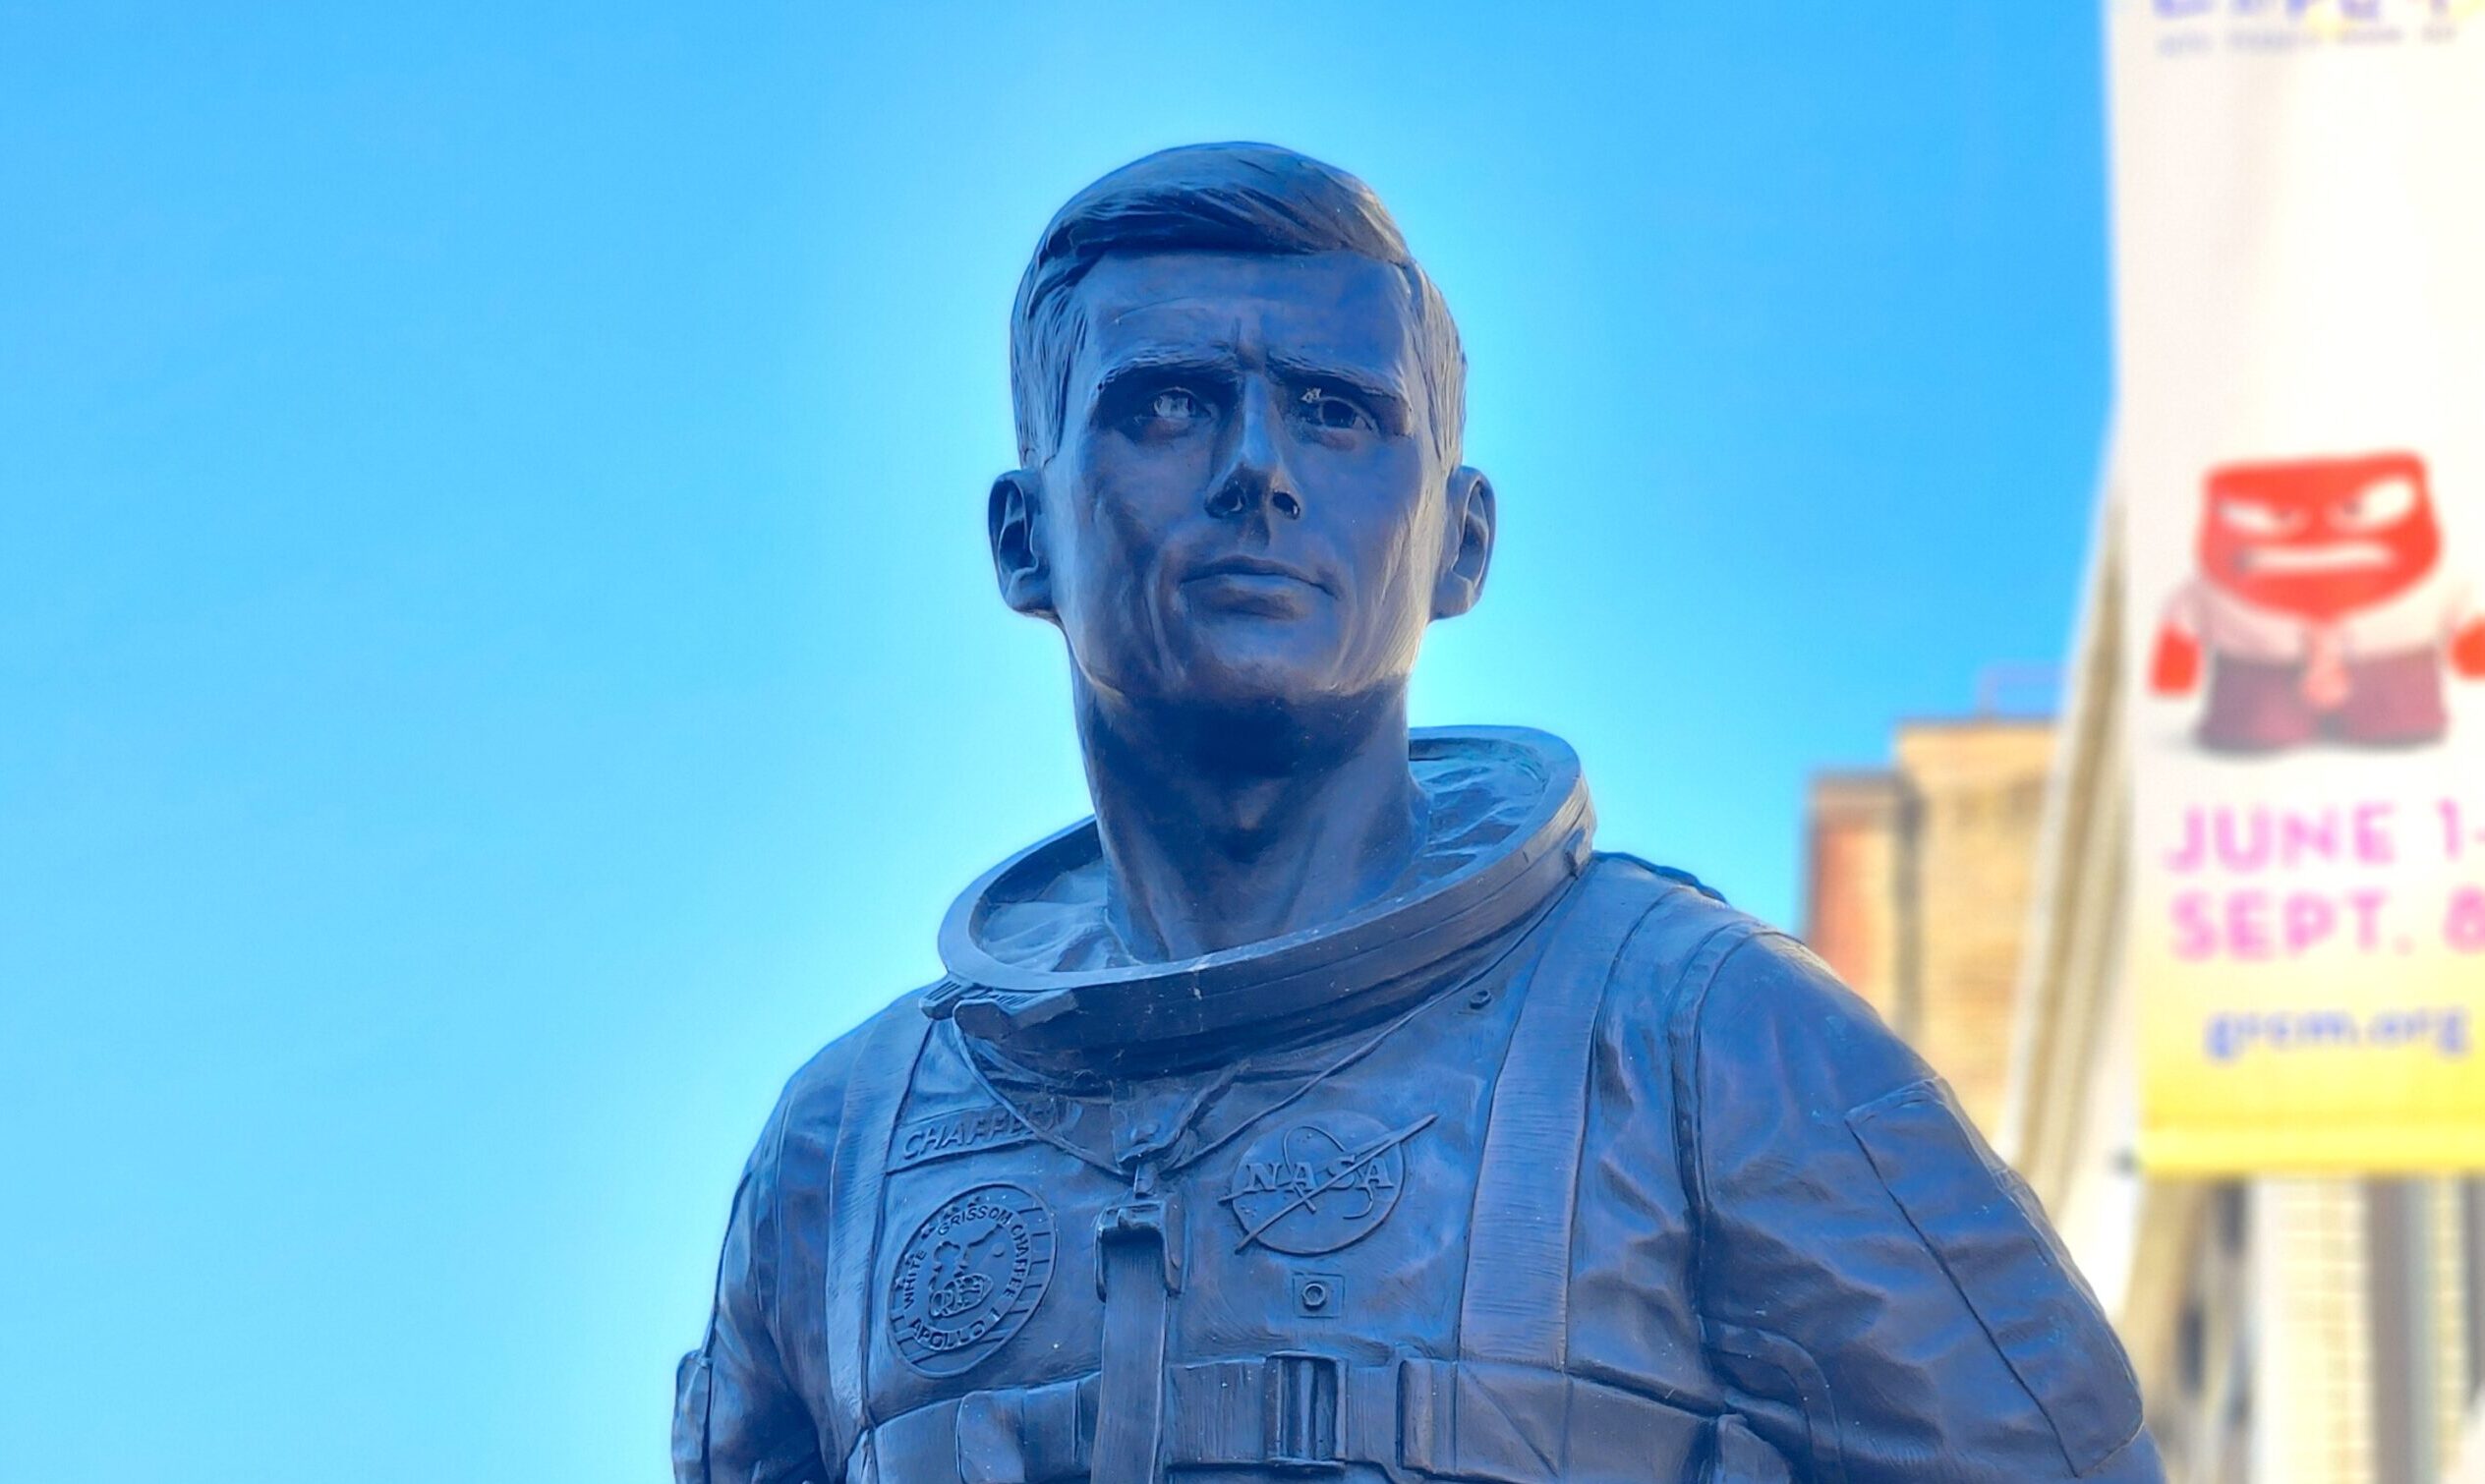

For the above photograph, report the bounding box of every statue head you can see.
[989,143,1494,753]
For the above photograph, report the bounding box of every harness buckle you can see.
[1094,1196,1185,1296]
[1264,1351,1345,1471]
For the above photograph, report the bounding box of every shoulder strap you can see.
[1457,861,1668,1369]
[1661,920,1766,1318]
[821,999,939,1481]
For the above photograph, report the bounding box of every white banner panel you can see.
[2112,0,2485,1171]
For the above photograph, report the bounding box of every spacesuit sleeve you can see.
[674,1104,826,1484]
[1686,932,2164,1481]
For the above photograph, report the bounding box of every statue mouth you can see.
[1185,554,1328,592]
[1182,555,1330,615]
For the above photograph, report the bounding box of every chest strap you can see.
[855,1355,1778,1483]
[1460,861,1667,1371]
[1091,1190,1180,1484]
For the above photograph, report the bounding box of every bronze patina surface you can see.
[674,143,2163,1484]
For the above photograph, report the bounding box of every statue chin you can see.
[1157,656,1342,721]
[1083,638,1384,740]
[1162,613,1354,701]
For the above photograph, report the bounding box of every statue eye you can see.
[2334,476,2417,531]
[1146,388,1204,424]
[1297,387,1375,432]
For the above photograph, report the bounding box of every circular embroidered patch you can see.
[888,1182,1057,1375]
[1222,1110,1428,1255]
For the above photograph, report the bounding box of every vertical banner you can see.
[2113,1,2485,1172]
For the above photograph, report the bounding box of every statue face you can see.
[999,251,1488,721]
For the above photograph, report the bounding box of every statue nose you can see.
[1205,382,1302,522]
[1206,482,1303,520]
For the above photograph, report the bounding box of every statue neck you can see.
[1072,681,1426,964]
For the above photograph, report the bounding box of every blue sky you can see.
[0,5,2109,1479]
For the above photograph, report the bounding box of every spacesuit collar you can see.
[927,726,1595,1073]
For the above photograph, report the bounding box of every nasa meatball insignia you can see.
[1222,1111,1435,1255]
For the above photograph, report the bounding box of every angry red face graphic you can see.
[2197,452,2441,622]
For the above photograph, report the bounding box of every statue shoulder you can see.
[754,985,942,1188]
[1575,854,1912,1072]
[1653,905,2157,1477]
[1577,855,1929,1126]
[1681,926,1931,1117]
[1577,851,1765,1033]
[730,984,944,1213]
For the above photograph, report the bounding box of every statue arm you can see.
[674,1100,831,1484]
[1685,933,2163,1481]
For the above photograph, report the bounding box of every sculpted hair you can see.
[1010,142,1468,468]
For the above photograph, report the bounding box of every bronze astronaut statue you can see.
[674,143,2163,1484]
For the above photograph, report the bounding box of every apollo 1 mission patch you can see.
[887,1182,1057,1376]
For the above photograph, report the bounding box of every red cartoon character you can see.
[2151,451,2485,752]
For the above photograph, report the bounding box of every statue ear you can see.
[989,470,1056,620]
[1432,466,1496,619]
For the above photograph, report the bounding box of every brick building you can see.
[1804,716,2052,1137]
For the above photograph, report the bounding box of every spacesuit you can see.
[673,729,2161,1483]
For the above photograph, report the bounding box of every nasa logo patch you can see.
[1222,1111,1434,1255]
[888,1183,1056,1375]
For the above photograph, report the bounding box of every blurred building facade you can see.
[2082,8,2485,1473]
[1998,536,2483,1484]
[1809,545,2485,1482]
[1805,715,2052,1137]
